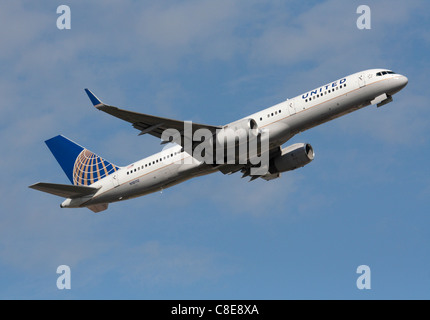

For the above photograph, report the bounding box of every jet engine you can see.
[270,143,314,173]
[216,118,259,148]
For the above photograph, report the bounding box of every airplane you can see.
[29,69,408,213]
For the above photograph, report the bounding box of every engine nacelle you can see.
[271,143,314,173]
[216,118,259,148]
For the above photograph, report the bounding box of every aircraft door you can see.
[112,174,120,188]
[358,74,366,88]
[288,100,296,115]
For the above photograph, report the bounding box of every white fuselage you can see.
[62,69,408,209]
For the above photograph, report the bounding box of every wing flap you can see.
[29,182,100,199]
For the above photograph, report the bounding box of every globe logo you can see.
[73,149,118,186]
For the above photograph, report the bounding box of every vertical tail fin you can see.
[45,135,119,186]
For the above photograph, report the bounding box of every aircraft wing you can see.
[85,89,221,144]
[29,182,100,199]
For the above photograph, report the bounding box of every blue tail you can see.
[45,135,119,186]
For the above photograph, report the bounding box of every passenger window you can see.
[279,110,281,113]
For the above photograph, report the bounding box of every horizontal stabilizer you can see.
[29,182,100,199]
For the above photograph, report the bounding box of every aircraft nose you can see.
[389,75,408,94]
[399,75,408,88]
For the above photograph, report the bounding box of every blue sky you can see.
[1,0,429,299]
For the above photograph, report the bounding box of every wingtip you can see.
[84,88,104,107]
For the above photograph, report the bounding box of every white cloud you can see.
[334,93,428,146]
[137,1,238,49]
[0,2,51,60]
[117,241,230,288]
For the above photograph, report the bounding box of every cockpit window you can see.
[376,70,396,76]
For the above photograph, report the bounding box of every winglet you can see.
[84,88,104,108]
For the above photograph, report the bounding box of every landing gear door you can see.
[358,74,366,88]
